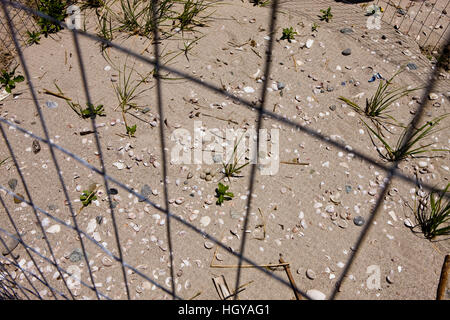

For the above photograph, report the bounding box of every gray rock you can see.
[353,216,365,226]
[277,81,286,90]
[32,139,41,154]
[139,184,152,202]
[69,248,83,262]
[407,63,417,70]
[329,105,336,111]
[8,179,17,191]
[342,48,352,56]
[340,28,353,34]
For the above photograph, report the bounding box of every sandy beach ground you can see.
[0,0,449,300]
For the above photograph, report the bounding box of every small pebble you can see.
[353,216,365,226]
[341,48,352,56]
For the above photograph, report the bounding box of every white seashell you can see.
[46,225,60,234]
[306,289,326,300]
[306,39,314,48]
[200,216,211,227]
[113,162,125,170]
[243,86,255,93]
[86,219,97,233]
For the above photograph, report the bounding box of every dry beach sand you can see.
[0,0,449,300]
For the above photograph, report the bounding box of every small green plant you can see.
[280,27,297,42]
[0,65,25,93]
[81,103,106,119]
[415,183,450,239]
[338,69,418,124]
[319,7,333,22]
[96,10,114,50]
[215,182,234,205]
[175,0,209,31]
[37,0,67,37]
[222,136,250,179]
[80,189,98,207]
[364,114,448,161]
[112,59,150,137]
[26,31,41,45]
[311,22,319,32]
[126,124,137,137]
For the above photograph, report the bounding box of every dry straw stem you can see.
[437,254,449,300]
[279,255,302,300]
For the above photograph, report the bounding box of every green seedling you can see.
[126,124,136,137]
[26,31,41,45]
[81,103,106,119]
[80,189,97,207]
[222,136,249,179]
[338,69,419,126]
[280,27,297,42]
[215,182,234,205]
[364,114,448,161]
[319,7,333,22]
[0,65,25,93]
[175,0,209,31]
[311,22,319,32]
[37,0,67,37]
[415,183,450,239]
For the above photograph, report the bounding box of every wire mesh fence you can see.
[0,0,449,300]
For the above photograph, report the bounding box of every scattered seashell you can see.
[200,216,211,227]
[306,269,316,280]
[46,225,61,234]
[204,241,214,249]
[306,289,326,300]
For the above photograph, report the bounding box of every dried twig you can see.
[437,254,449,300]
[43,89,72,101]
[279,255,302,300]
[253,208,266,240]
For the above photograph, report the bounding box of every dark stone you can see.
[340,28,353,34]
[96,216,103,225]
[342,48,352,56]
[108,188,118,195]
[381,35,387,40]
[329,105,336,111]
[353,216,365,226]
[277,81,286,90]
[407,63,417,70]
[32,139,41,154]
[8,179,17,191]
[139,184,152,202]
[69,248,83,262]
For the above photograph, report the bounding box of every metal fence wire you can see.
[0,0,449,300]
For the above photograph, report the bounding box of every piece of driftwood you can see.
[437,254,449,300]
[279,255,302,300]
